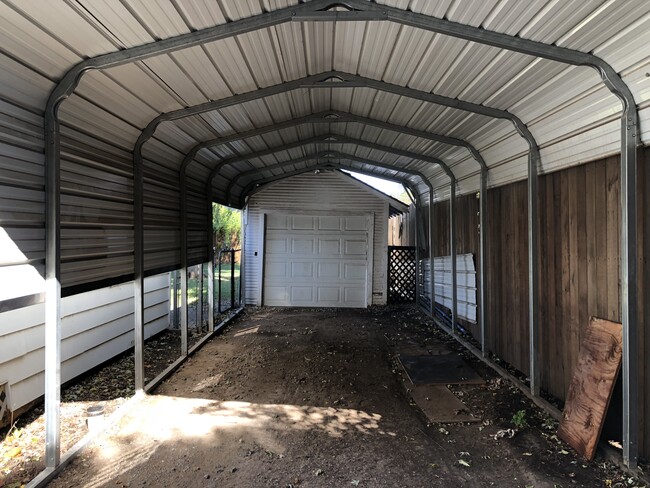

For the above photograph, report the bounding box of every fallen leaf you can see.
[491,429,515,440]
[7,447,21,459]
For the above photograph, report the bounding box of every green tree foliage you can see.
[212,203,241,250]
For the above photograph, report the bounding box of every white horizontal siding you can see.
[0,274,170,412]
[433,254,478,323]
[244,171,389,306]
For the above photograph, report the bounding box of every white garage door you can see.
[263,214,370,308]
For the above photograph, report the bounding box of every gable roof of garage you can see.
[248,168,410,216]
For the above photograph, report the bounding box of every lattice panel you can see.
[388,246,416,303]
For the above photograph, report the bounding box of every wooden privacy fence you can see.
[388,246,416,303]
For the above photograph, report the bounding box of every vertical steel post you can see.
[218,251,222,314]
[429,190,435,317]
[207,198,215,332]
[133,144,145,393]
[44,115,61,468]
[172,271,178,327]
[198,265,204,328]
[414,204,420,307]
[621,109,638,468]
[180,173,188,357]
[231,250,236,310]
[479,170,488,356]
[528,147,541,396]
[449,180,458,333]
[239,210,246,306]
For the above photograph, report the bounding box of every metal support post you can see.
[414,204,420,308]
[479,170,488,356]
[450,180,458,333]
[231,251,236,310]
[179,265,187,354]
[133,135,145,393]
[218,251,222,314]
[180,172,188,357]
[207,197,215,332]
[621,109,639,468]
[528,144,541,397]
[199,265,204,328]
[207,262,214,333]
[44,115,61,468]
[429,191,435,318]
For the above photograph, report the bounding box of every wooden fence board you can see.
[557,317,623,460]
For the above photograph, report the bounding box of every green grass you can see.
[170,263,241,307]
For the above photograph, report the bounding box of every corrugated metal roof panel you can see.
[1,0,649,292]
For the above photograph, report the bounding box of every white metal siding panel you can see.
[0,274,170,412]
[244,171,389,305]
[434,254,478,323]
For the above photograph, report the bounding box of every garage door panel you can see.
[267,214,289,230]
[291,215,315,230]
[318,287,340,302]
[291,262,314,278]
[266,238,288,254]
[344,263,366,280]
[264,214,368,308]
[266,262,288,278]
[318,216,341,231]
[344,287,365,304]
[318,238,341,255]
[265,286,289,302]
[318,262,341,278]
[291,238,314,254]
[345,216,367,231]
[291,287,314,302]
[344,239,366,256]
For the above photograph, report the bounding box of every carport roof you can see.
[2,0,648,202]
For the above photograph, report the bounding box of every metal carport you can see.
[0,0,646,478]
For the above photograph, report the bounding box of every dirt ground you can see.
[46,306,642,488]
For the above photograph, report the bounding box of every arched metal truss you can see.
[41,0,640,471]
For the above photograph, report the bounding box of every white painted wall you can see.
[0,273,169,413]
[244,171,391,306]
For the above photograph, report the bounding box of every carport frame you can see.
[41,0,640,472]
